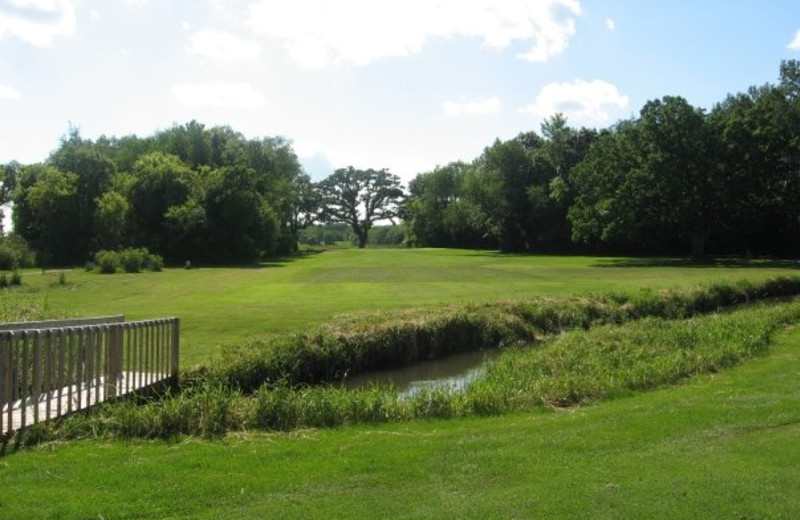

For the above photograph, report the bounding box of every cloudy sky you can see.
[2,0,800,182]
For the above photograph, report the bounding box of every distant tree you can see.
[570,96,719,259]
[317,167,404,248]
[404,162,465,247]
[204,165,279,263]
[288,173,320,237]
[94,190,130,250]
[0,161,21,235]
[13,164,81,265]
[124,152,199,258]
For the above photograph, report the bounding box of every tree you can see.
[203,165,279,263]
[12,164,81,265]
[570,97,718,259]
[317,167,404,248]
[124,152,200,258]
[0,161,21,235]
[94,191,130,250]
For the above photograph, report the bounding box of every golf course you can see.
[1,248,799,519]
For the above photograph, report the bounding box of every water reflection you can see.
[342,348,500,397]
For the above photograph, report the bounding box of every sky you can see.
[2,0,800,183]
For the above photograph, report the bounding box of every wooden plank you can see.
[6,333,16,434]
[57,330,65,418]
[21,332,28,430]
[172,318,180,391]
[0,332,7,436]
[0,315,124,332]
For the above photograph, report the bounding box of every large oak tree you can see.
[317,167,404,248]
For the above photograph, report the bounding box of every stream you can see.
[342,348,501,397]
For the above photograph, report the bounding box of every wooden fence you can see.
[0,316,179,437]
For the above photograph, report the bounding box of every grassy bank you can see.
[3,318,799,518]
[12,284,800,442]
[3,249,798,365]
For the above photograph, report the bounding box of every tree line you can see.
[3,122,308,266]
[405,61,800,259]
[1,61,798,266]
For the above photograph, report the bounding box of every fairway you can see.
[9,249,799,365]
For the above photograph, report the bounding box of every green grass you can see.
[4,249,799,365]
[2,322,799,518]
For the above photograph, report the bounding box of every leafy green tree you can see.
[125,152,199,258]
[204,165,279,263]
[13,164,81,265]
[94,191,130,250]
[570,97,719,259]
[404,163,465,247]
[317,167,404,248]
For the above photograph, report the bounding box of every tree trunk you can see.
[357,230,368,248]
[690,230,708,261]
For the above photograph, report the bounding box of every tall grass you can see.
[205,277,800,393]
[27,291,800,444]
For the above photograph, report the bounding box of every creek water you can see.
[342,348,501,396]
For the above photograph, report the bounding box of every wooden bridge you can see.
[1,316,179,437]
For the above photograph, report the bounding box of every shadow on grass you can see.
[593,257,800,269]
[178,250,326,270]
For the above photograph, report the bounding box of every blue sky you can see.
[1,0,800,182]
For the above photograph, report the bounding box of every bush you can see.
[10,269,22,286]
[144,252,164,272]
[0,272,7,289]
[120,247,148,273]
[94,250,120,274]
[0,235,35,270]
[94,248,163,274]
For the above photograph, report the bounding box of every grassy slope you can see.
[2,326,799,519]
[9,249,799,365]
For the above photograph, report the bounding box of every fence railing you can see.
[0,316,179,437]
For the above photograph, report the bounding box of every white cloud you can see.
[0,84,22,100]
[520,79,629,126]
[89,9,99,21]
[246,0,582,68]
[171,81,267,109]
[605,17,615,31]
[789,29,800,51]
[443,97,501,116]
[188,29,262,61]
[0,0,77,46]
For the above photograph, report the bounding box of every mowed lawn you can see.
[9,249,800,366]
[2,322,799,519]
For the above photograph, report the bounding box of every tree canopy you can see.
[316,167,404,248]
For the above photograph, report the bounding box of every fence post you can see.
[105,324,122,399]
[171,318,180,392]
[0,332,7,436]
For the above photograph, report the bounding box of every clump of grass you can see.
[467,301,800,410]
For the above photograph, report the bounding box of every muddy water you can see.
[342,348,501,396]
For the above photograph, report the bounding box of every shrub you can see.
[0,272,7,289]
[94,250,120,274]
[120,247,148,273]
[58,271,67,285]
[0,235,35,270]
[10,269,22,286]
[144,252,164,272]
[95,248,164,274]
